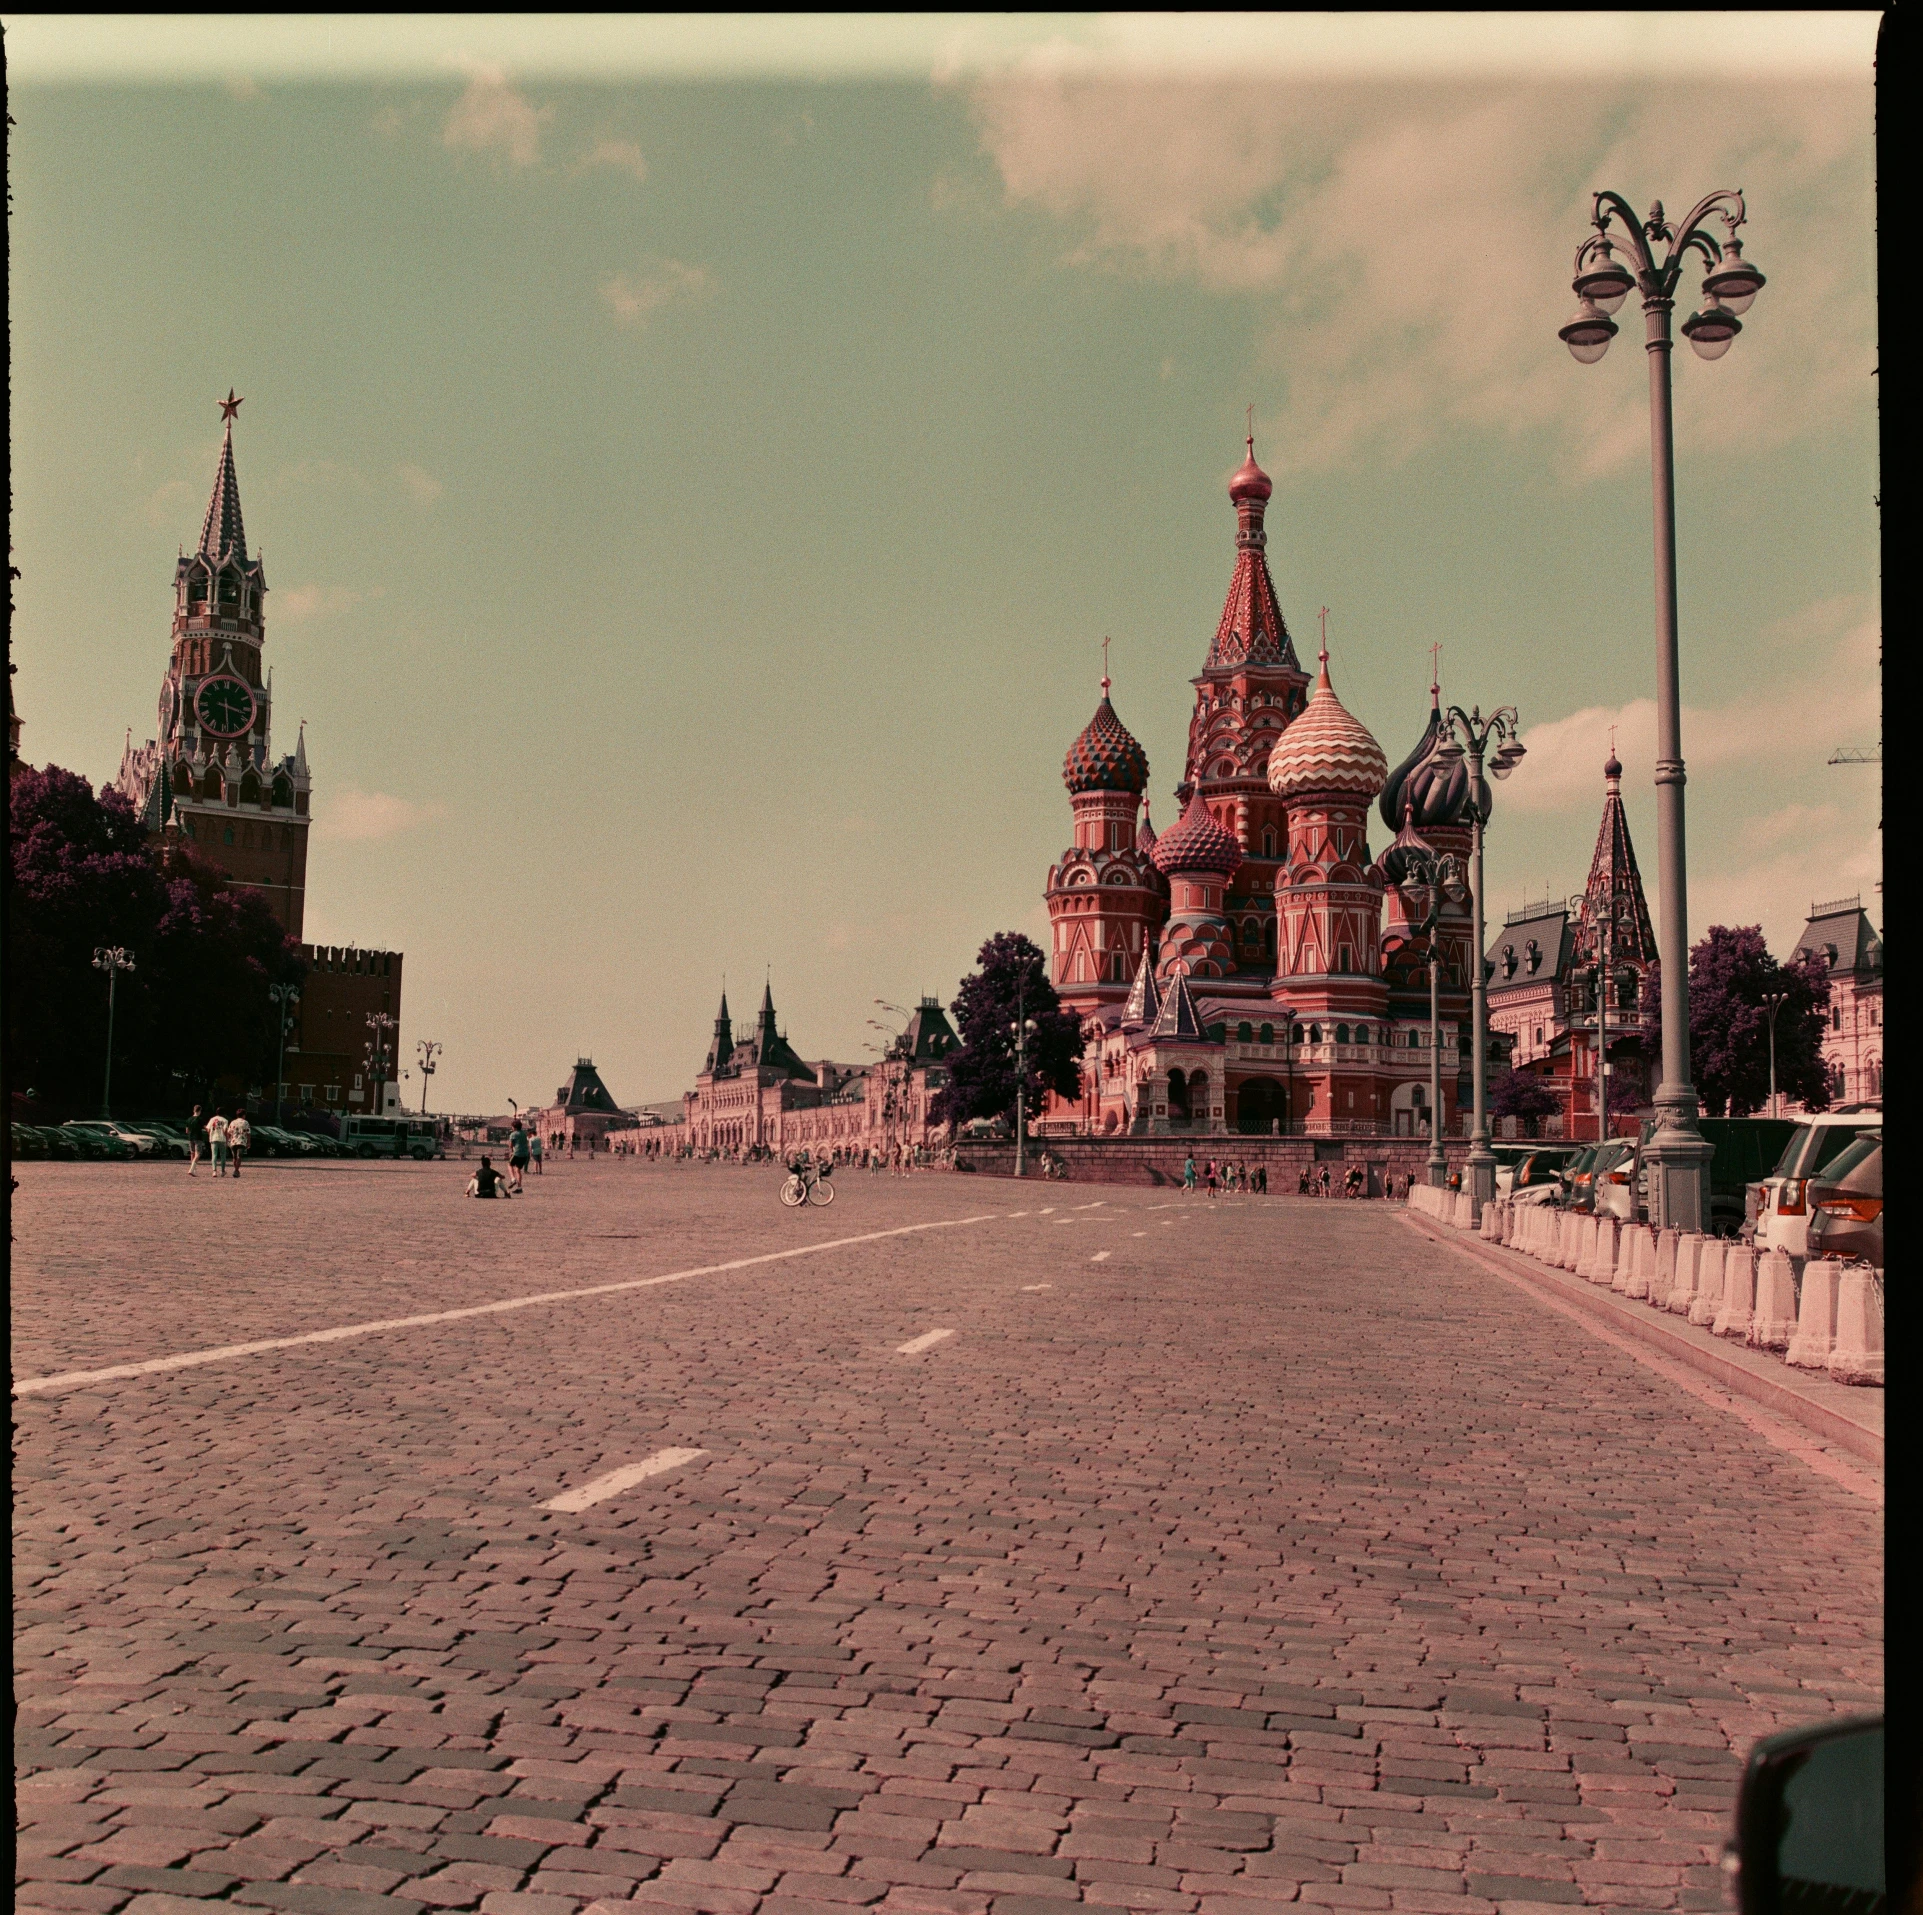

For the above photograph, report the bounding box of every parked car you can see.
[124,1123,190,1159]
[1803,1134,1882,1271]
[1723,1714,1885,1911]
[62,1119,161,1156]
[11,1123,49,1159]
[1749,1109,1884,1260]
[1627,1115,1799,1237]
[1569,1139,1634,1214]
[1497,1145,1579,1198]
[58,1123,135,1159]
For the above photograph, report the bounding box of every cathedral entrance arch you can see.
[1236,1077,1285,1135]
[1390,1080,1431,1138]
[1167,1069,1190,1124]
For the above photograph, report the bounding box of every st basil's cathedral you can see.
[1040,434,1485,1140]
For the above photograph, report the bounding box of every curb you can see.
[1402,1209,1884,1471]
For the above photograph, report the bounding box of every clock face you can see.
[195,674,256,737]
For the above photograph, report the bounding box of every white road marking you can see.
[1133,1232,1146,1238]
[1008,1211,1030,1218]
[543,1447,705,1512]
[11,1212,1005,1398]
[1074,1201,1104,1210]
[896,1328,956,1355]
[1090,1251,1111,1262]
[1021,1284,1052,1292]
[1038,1207,1056,1214]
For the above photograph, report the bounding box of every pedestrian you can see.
[467,1154,506,1198]
[1298,1165,1312,1195]
[1205,1160,1219,1199]
[530,1130,544,1177]
[186,1103,206,1177]
[507,1120,530,1191]
[567,1132,576,1159]
[1183,1155,1196,1194]
[1318,1163,1332,1198]
[208,1108,231,1177]
[1256,1163,1268,1195]
[228,1110,252,1177]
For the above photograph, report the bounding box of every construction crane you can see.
[1827,744,1880,764]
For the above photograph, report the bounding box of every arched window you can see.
[1309,1024,1322,1044]
[1262,826,1276,857]
[1355,1025,1369,1046]
[272,776,294,808]
[1237,1022,1252,1042]
[1259,1024,1273,1044]
[1336,1024,1350,1044]
[187,569,208,606]
[1868,1058,1883,1096]
[218,569,239,605]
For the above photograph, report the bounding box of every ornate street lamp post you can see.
[1009,998,1037,1178]
[92,946,135,1119]
[1560,188,1764,1227]
[1393,845,1468,1190]
[268,982,301,1125]
[1430,710,1526,1220]
[416,1038,442,1115]
[364,1011,397,1115]
[1761,991,1790,1120]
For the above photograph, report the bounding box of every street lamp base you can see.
[1644,1125,1712,1233]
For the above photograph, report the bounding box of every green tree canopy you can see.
[931,931,1083,1129]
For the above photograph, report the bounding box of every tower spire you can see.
[198,393,250,563]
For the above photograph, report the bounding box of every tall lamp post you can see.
[1010,999,1037,1178]
[416,1039,442,1114]
[92,946,135,1119]
[1392,836,1468,1190]
[1430,710,1526,1220]
[269,983,301,1125]
[1559,188,1764,1228]
[364,1011,397,1115]
[1761,990,1790,1120]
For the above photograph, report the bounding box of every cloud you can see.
[141,477,199,528]
[443,60,549,168]
[396,463,444,507]
[600,257,715,328]
[571,137,647,180]
[319,789,448,842]
[958,75,1874,478]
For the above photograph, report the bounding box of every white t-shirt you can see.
[228,1118,252,1149]
[208,1115,229,1143]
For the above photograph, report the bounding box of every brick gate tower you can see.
[115,393,312,935]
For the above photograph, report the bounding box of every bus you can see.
[338,1116,445,1161]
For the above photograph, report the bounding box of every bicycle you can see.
[1039,1155,1069,1182]
[779,1159,836,1207]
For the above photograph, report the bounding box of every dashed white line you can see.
[1073,1201,1104,1210]
[543,1447,705,1512]
[1090,1251,1111,1263]
[896,1328,957,1355]
[1021,1284,1052,1292]
[1133,1232,1147,1238]
[1038,1207,1057,1215]
[12,1212,1005,1398]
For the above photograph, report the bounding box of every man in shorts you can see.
[530,1131,544,1176]
[507,1121,531,1191]
[186,1104,207,1176]
[228,1110,252,1177]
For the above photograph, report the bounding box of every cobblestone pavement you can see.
[13,1162,1883,1915]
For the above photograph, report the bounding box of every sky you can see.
[7,13,1883,1115]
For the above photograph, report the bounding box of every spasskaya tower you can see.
[116,392,312,935]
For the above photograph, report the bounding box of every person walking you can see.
[1319,1163,1333,1198]
[530,1131,544,1177]
[228,1110,252,1177]
[186,1104,207,1177]
[1183,1155,1197,1195]
[1205,1160,1219,1199]
[207,1109,230,1178]
[507,1120,531,1192]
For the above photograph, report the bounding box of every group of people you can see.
[1181,1157,1271,1197]
[186,1105,252,1178]
[1297,1162,1368,1198]
[467,1119,538,1197]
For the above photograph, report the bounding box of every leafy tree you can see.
[8,764,305,1116]
[931,931,1083,1128]
[1490,1067,1562,1138]
[1644,926,1830,1117]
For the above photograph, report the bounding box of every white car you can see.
[61,1120,158,1155]
[1749,1109,1883,1261]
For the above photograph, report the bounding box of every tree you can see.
[930,931,1083,1128]
[8,765,305,1115]
[1490,1066,1563,1138]
[1644,926,1830,1117]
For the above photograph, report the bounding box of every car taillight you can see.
[1818,1196,1883,1222]
[1778,1179,1806,1216]
[1607,1170,1630,1184]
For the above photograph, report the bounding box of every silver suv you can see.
[1749,1109,1883,1260]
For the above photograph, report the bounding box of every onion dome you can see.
[1268,649,1388,802]
[1604,747,1622,781]
[1137,797,1157,856]
[1062,681,1149,795]
[1150,785,1243,879]
[1375,799,1438,889]
[1229,434,1272,503]
[1378,684,1471,832]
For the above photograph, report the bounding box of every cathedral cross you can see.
[1102,634,1111,695]
[1428,641,1442,694]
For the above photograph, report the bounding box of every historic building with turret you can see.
[1040,434,1497,1139]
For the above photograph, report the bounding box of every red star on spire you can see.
[218,389,243,422]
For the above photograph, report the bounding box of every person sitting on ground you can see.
[468,1155,506,1198]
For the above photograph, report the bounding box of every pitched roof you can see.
[1486,909,1576,987]
[1207,437,1297,672]
[1574,757,1657,969]
[1147,970,1205,1041]
[555,1057,620,1113]
[1792,900,1883,976]
[1121,946,1162,1027]
[897,997,959,1065]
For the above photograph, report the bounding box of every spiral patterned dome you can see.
[1150,788,1243,879]
[1378,693,1472,833]
[1268,652,1388,802]
[1063,690,1149,796]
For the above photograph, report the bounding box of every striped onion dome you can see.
[1267,650,1388,802]
[1150,787,1243,879]
[1063,686,1149,795]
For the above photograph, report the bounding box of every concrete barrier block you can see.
[1542,1210,1567,1266]
[1557,1214,1584,1272]
[1649,1228,1679,1307]
[1614,1225,1647,1296]
[1581,1217,1618,1284]
[1667,1232,1707,1316]
[1785,1260,1842,1369]
[1480,1199,1502,1240]
[1750,1249,1799,1350]
[1828,1264,1884,1387]
[1688,1239,1726,1326]
[1714,1244,1756,1340]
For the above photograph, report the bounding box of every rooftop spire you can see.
[1209,426,1293,672]
[198,393,250,563]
